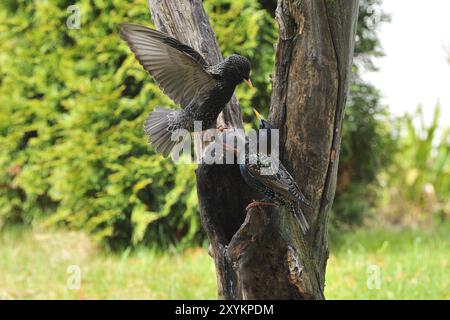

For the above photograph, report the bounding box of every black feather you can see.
[120,23,251,157]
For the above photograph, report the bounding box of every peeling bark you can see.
[147,0,359,299]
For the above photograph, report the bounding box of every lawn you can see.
[0,224,448,299]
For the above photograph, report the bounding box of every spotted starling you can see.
[224,109,312,234]
[119,23,252,157]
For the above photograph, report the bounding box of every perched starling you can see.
[224,109,312,234]
[119,23,252,157]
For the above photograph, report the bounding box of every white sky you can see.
[363,0,450,126]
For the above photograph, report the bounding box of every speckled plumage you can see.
[120,23,251,157]
[238,116,312,234]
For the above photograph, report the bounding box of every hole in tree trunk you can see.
[196,163,257,245]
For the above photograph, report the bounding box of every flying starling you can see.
[224,109,312,234]
[119,23,252,157]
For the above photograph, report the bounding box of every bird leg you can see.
[217,125,229,132]
[245,200,276,211]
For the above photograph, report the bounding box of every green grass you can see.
[325,225,449,299]
[0,228,216,299]
[0,225,448,299]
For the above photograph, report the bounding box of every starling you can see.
[119,23,252,157]
[224,109,312,234]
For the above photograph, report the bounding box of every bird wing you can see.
[246,156,312,207]
[120,23,217,107]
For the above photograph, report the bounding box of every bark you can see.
[147,0,359,299]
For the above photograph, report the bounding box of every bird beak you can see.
[244,78,253,88]
[252,108,263,120]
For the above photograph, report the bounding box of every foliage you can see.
[353,0,389,71]
[0,0,276,249]
[379,106,449,224]
[0,0,200,249]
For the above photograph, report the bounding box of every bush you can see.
[379,106,449,225]
[0,0,275,249]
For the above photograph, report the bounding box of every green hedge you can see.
[0,0,276,249]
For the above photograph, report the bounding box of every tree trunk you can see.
[147,0,359,299]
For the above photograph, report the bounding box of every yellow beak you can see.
[252,108,263,120]
[244,78,253,88]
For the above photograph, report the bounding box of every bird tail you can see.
[292,202,310,235]
[144,107,183,157]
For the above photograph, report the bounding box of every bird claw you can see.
[217,125,229,133]
[245,201,276,211]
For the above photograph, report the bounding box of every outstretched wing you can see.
[120,23,217,107]
[246,155,312,208]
